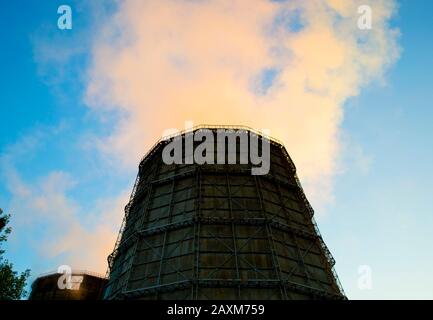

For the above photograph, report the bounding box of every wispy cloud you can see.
[1,128,129,273]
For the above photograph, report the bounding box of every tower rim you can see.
[138,124,290,169]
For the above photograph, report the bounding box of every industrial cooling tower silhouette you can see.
[104,126,345,300]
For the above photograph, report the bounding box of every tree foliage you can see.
[0,208,31,300]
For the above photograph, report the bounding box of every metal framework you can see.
[104,126,345,300]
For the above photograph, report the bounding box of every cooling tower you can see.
[29,270,107,300]
[104,126,345,300]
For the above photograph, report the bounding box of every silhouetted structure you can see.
[104,126,345,300]
[29,270,107,300]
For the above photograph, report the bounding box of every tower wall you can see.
[104,127,345,300]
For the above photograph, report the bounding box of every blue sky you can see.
[1,0,433,299]
[321,0,433,299]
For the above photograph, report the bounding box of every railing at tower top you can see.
[37,269,108,280]
[138,124,286,167]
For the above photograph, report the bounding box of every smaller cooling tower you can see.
[29,270,107,300]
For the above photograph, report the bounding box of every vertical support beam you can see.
[156,169,177,296]
[192,167,202,299]
[226,172,241,299]
[254,175,287,299]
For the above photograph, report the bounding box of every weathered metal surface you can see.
[104,127,345,300]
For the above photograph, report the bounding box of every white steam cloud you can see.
[85,0,400,208]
